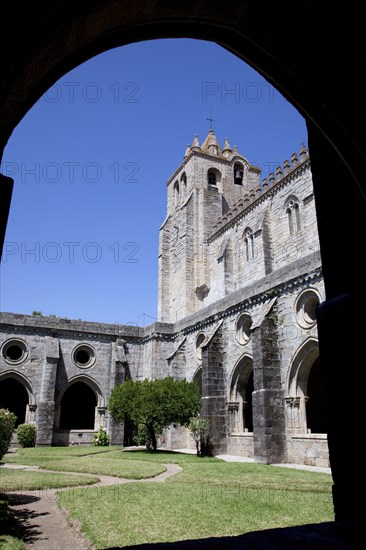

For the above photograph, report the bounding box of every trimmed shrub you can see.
[0,408,17,460]
[17,423,37,448]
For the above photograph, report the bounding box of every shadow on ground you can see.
[108,520,364,549]
[5,493,46,544]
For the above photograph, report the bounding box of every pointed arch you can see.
[0,371,35,427]
[233,161,244,185]
[57,375,105,430]
[228,354,254,433]
[286,337,327,433]
[56,374,104,406]
[192,366,202,395]
[285,194,301,235]
[243,227,254,260]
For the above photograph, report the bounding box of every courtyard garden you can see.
[0,446,334,549]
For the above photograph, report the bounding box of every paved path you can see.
[4,463,182,550]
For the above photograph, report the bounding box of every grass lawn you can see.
[0,468,100,492]
[1,447,334,549]
[2,447,166,479]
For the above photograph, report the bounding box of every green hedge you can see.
[17,423,37,448]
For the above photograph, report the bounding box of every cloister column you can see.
[251,311,287,464]
[36,336,58,445]
[201,323,227,455]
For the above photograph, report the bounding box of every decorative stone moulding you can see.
[195,332,206,361]
[236,312,252,345]
[72,343,96,369]
[1,338,29,365]
[295,289,320,329]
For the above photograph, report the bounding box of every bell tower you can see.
[157,130,261,323]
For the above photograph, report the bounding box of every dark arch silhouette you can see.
[59,381,97,429]
[0,377,28,426]
[1,0,365,524]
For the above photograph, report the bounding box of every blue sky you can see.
[0,39,308,326]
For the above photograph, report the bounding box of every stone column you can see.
[36,336,58,446]
[108,339,127,445]
[251,313,287,463]
[201,324,227,455]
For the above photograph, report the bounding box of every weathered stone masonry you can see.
[0,130,328,467]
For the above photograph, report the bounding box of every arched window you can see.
[195,332,206,361]
[229,356,254,433]
[207,168,217,186]
[173,181,179,207]
[180,172,187,191]
[234,162,244,185]
[286,337,326,434]
[244,228,254,260]
[286,197,301,235]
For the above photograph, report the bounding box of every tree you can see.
[0,409,17,460]
[188,416,210,457]
[109,377,201,451]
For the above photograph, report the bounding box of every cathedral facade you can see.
[0,130,329,467]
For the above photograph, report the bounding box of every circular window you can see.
[295,290,320,329]
[72,344,96,368]
[236,313,252,345]
[195,332,206,361]
[1,339,28,365]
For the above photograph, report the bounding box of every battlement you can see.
[211,145,309,235]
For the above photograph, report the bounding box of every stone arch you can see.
[56,375,104,430]
[173,180,179,207]
[180,171,187,192]
[286,337,326,433]
[243,227,254,260]
[0,370,36,426]
[207,167,221,188]
[1,2,366,522]
[285,194,301,235]
[192,365,202,395]
[228,354,254,433]
[233,161,244,185]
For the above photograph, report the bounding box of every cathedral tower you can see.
[157,130,261,322]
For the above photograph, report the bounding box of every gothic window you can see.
[243,228,254,260]
[207,168,217,186]
[286,338,325,434]
[229,357,254,433]
[180,172,187,191]
[236,313,252,345]
[195,332,206,361]
[234,162,244,185]
[173,181,179,207]
[286,197,301,235]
